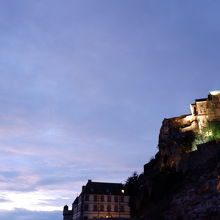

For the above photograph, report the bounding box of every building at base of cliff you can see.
[63,180,130,220]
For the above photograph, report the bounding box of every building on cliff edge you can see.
[63,180,130,220]
[190,90,220,129]
[161,90,220,134]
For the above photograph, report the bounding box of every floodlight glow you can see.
[205,131,212,137]
[210,90,220,95]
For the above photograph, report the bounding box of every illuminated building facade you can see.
[174,91,220,134]
[190,91,220,129]
[63,180,130,220]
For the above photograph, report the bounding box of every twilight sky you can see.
[1,0,220,219]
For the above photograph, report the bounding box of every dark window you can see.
[120,206,124,212]
[85,194,89,201]
[193,107,197,115]
[114,205,118,212]
[100,205,104,211]
[101,195,104,202]
[93,205,98,211]
[107,196,111,202]
[114,196,118,202]
[84,204,88,211]
[94,195,97,202]
[107,205,111,212]
[120,196,124,202]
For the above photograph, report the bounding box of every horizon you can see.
[1,1,220,219]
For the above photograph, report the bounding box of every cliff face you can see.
[164,141,220,219]
[158,114,197,170]
[126,115,220,220]
[125,93,220,219]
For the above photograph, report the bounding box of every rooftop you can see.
[82,180,126,195]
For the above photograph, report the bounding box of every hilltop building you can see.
[154,91,220,171]
[63,180,130,220]
[139,91,220,219]
[190,90,220,129]
[163,91,220,135]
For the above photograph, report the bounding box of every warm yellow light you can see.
[121,189,124,194]
[205,130,212,136]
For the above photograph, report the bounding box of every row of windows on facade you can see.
[83,204,125,212]
[83,215,114,220]
[84,195,125,202]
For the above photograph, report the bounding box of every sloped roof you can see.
[72,196,78,205]
[195,98,207,102]
[82,180,126,195]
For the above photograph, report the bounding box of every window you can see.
[107,196,111,202]
[107,205,111,212]
[114,205,118,212]
[114,196,118,202]
[93,205,98,211]
[100,205,104,211]
[101,195,104,202]
[94,195,97,202]
[84,204,88,211]
[120,196,124,202]
[120,206,124,212]
[85,194,89,201]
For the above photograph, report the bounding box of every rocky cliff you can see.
[125,115,220,220]
[164,141,220,220]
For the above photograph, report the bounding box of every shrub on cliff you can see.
[192,121,220,150]
[125,172,139,196]
[150,168,183,201]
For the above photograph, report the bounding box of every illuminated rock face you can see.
[158,92,220,169]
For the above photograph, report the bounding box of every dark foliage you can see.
[150,168,183,201]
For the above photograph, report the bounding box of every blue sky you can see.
[0,0,220,219]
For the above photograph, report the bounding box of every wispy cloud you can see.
[0,0,220,219]
[0,209,60,220]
